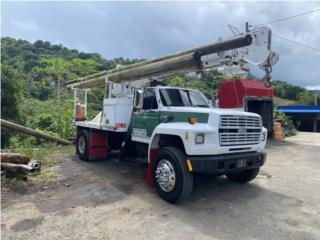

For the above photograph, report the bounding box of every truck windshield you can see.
[159,89,209,108]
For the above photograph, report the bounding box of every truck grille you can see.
[219,115,261,146]
[220,115,261,129]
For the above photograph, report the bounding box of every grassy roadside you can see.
[30,144,75,181]
[2,144,74,185]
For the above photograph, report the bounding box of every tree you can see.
[30,57,101,137]
[1,65,22,147]
[165,72,225,98]
[30,57,101,100]
[297,91,319,105]
[271,80,305,101]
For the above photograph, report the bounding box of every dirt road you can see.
[2,132,320,240]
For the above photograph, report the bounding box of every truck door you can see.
[131,88,160,142]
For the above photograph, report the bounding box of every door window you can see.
[143,88,158,110]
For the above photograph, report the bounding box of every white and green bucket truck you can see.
[68,24,278,203]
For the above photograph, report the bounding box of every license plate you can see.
[237,159,247,168]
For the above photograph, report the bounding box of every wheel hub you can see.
[155,159,176,192]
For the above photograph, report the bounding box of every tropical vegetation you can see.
[1,37,318,148]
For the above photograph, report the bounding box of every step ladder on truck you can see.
[66,23,279,203]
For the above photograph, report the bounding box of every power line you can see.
[255,8,320,27]
[273,33,320,53]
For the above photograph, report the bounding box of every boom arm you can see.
[66,25,278,89]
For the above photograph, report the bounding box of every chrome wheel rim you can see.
[155,159,176,192]
[78,135,86,155]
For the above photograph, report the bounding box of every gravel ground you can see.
[2,132,320,240]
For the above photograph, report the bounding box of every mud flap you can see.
[146,148,158,185]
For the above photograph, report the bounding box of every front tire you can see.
[225,167,260,183]
[76,130,89,161]
[153,147,193,203]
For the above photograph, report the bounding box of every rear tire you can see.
[153,147,193,203]
[225,167,260,183]
[76,130,89,161]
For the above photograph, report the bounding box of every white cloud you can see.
[10,19,39,33]
[75,43,92,53]
[85,2,107,18]
[1,1,320,88]
[306,85,320,90]
[51,38,63,45]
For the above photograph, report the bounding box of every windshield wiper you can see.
[195,104,209,108]
[167,104,185,107]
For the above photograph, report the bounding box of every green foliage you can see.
[274,111,297,137]
[6,95,74,148]
[17,96,74,140]
[274,111,291,124]
[1,64,22,120]
[1,37,141,101]
[1,37,105,73]
[1,37,143,147]
[1,36,318,149]
[1,37,140,76]
[1,64,22,147]
[165,76,185,86]
[271,79,319,105]
[29,57,101,100]
[297,91,320,105]
[4,143,73,181]
[87,88,105,119]
[165,72,225,99]
[271,80,305,101]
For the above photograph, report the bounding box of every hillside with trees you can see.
[1,37,318,148]
[1,37,140,148]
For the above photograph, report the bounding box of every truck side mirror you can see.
[134,89,144,110]
[211,98,216,108]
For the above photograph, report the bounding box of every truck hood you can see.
[163,106,261,118]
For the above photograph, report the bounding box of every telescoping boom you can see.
[65,26,277,89]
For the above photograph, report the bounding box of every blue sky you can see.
[1,1,320,89]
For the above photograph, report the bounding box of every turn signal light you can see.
[188,116,198,124]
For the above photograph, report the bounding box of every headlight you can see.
[195,133,205,144]
[261,132,266,142]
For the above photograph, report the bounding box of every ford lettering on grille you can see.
[238,128,247,133]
